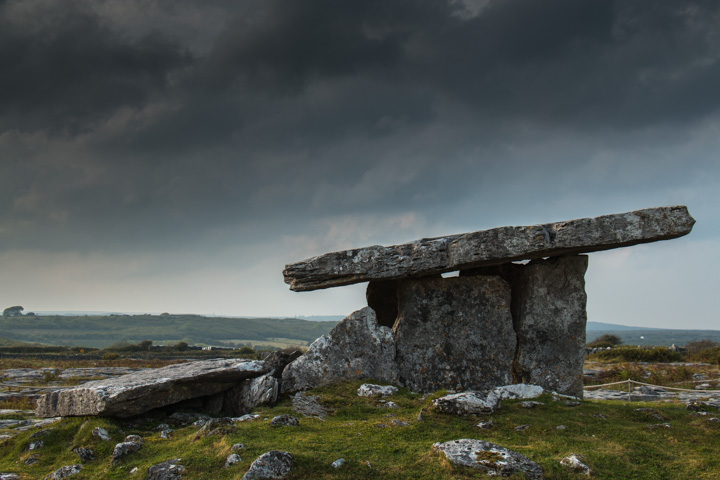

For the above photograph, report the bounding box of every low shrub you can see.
[588,346,684,363]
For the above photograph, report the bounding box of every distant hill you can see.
[0,314,338,349]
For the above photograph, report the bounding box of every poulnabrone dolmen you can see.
[282,205,695,397]
[36,205,694,418]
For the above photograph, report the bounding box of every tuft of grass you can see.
[1,380,719,479]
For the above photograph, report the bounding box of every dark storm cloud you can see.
[0,0,191,133]
[1,0,719,253]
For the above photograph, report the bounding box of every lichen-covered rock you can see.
[292,392,327,418]
[357,384,399,397]
[242,451,293,480]
[509,256,588,397]
[43,464,82,480]
[271,415,299,427]
[36,359,271,418]
[112,436,142,462]
[148,458,185,480]
[433,439,543,479]
[492,384,544,400]
[434,391,501,415]
[222,373,278,416]
[560,454,593,476]
[225,453,242,467]
[72,446,95,462]
[0,474,20,480]
[91,427,110,441]
[281,308,397,392]
[284,206,694,291]
[394,276,515,393]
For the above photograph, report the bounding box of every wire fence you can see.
[585,378,720,394]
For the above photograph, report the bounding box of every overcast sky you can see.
[1,0,718,329]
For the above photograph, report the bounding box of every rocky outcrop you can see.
[433,439,543,479]
[394,276,516,393]
[281,307,397,392]
[284,206,694,291]
[36,359,271,418]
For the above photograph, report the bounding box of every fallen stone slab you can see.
[281,307,397,392]
[35,359,271,418]
[433,439,543,479]
[284,206,694,291]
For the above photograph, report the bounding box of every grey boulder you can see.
[148,458,185,480]
[36,359,271,418]
[281,307,397,392]
[222,373,278,416]
[243,451,293,480]
[43,465,82,480]
[433,439,543,479]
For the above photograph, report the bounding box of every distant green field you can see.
[0,314,337,348]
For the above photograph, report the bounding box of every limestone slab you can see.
[283,206,694,291]
[35,359,270,418]
[394,276,516,393]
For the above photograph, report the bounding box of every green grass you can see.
[1,380,719,479]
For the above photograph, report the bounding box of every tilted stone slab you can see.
[281,307,397,392]
[35,359,271,418]
[394,275,516,393]
[284,205,694,291]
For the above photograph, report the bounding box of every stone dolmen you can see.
[283,206,694,397]
[36,206,693,418]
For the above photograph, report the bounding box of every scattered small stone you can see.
[242,451,293,480]
[271,415,299,427]
[148,458,185,480]
[515,424,531,431]
[24,454,40,465]
[565,401,581,407]
[235,414,261,422]
[520,401,544,409]
[154,423,170,431]
[232,443,247,451]
[92,427,110,441]
[476,420,493,429]
[592,413,608,420]
[72,447,95,462]
[194,418,237,439]
[30,429,51,439]
[292,392,327,418]
[129,467,138,475]
[433,439,543,479]
[707,417,720,424]
[225,453,242,467]
[0,434,15,442]
[636,408,666,421]
[357,384,399,397]
[556,425,567,430]
[380,400,399,409]
[112,436,143,462]
[560,453,593,476]
[43,464,82,479]
[646,423,672,430]
[390,419,410,427]
[696,383,712,390]
[0,474,20,480]
[331,458,346,468]
[160,429,173,439]
[28,440,44,450]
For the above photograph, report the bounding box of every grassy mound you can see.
[1,381,719,479]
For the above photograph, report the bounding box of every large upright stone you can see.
[512,256,588,397]
[283,206,694,291]
[462,256,588,397]
[281,307,398,392]
[393,276,516,393]
[35,359,271,418]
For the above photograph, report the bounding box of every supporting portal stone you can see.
[462,255,588,397]
[393,276,516,393]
